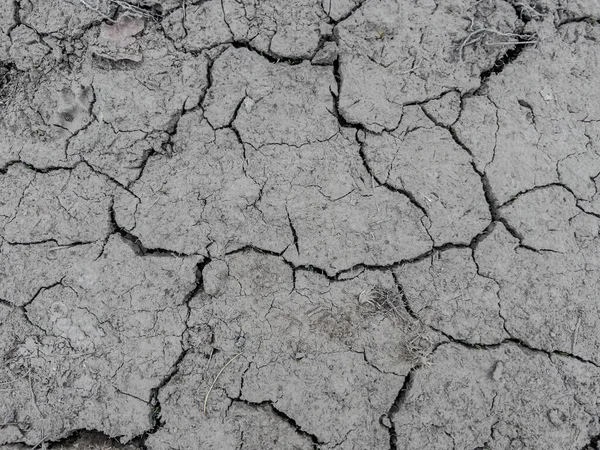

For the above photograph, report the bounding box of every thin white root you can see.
[458,19,537,61]
[77,0,115,22]
[111,0,155,18]
[514,1,543,17]
[203,352,242,416]
[76,0,155,21]
[48,245,74,251]
[485,41,539,46]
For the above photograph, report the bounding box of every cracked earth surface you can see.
[1,0,600,449]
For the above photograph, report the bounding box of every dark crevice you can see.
[0,297,14,308]
[469,2,537,89]
[390,269,600,365]
[403,89,458,109]
[330,57,359,129]
[212,95,245,131]
[108,202,196,258]
[477,36,536,85]
[218,0,234,40]
[421,105,545,252]
[474,176,541,254]
[129,147,156,185]
[334,240,474,280]
[13,430,140,450]
[517,98,536,124]
[395,272,481,346]
[127,44,221,180]
[230,41,305,65]
[80,160,137,195]
[394,269,600,368]
[498,181,577,209]
[395,270,485,345]
[385,369,415,450]
[200,48,223,107]
[230,398,323,449]
[435,336,600,368]
[387,284,600,441]
[578,204,600,221]
[286,209,300,254]
[0,160,73,175]
[223,244,336,281]
[131,49,222,186]
[225,238,500,282]
[326,0,367,25]
[293,263,337,282]
[12,0,20,26]
[357,143,430,219]
[182,258,210,328]
[391,272,420,322]
[582,433,600,450]
[144,348,189,434]
[330,55,432,219]
[468,221,497,250]
[138,257,209,445]
[21,279,65,309]
[309,32,336,64]
[159,18,322,63]
[224,243,288,259]
[556,15,600,27]
[477,171,501,221]
[1,238,97,247]
[0,155,130,200]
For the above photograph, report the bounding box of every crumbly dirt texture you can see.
[1,0,600,449]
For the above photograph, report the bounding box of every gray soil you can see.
[1,0,600,449]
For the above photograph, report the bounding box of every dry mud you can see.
[1,0,600,449]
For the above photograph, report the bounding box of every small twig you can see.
[203,352,242,416]
[28,374,43,418]
[76,0,156,21]
[485,41,538,46]
[399,58,423,75]
[77,0,116,22]
[514,1,543,17]
[48,245,74,251]
[30,435,46,450]
[111,0,155,19]
[572,315,581,353]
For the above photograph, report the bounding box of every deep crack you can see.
[229,398,323,449]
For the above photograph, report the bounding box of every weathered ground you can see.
[1,0,600,449]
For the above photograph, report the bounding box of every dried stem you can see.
[203,352,242,416]
[458,18,537,61]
